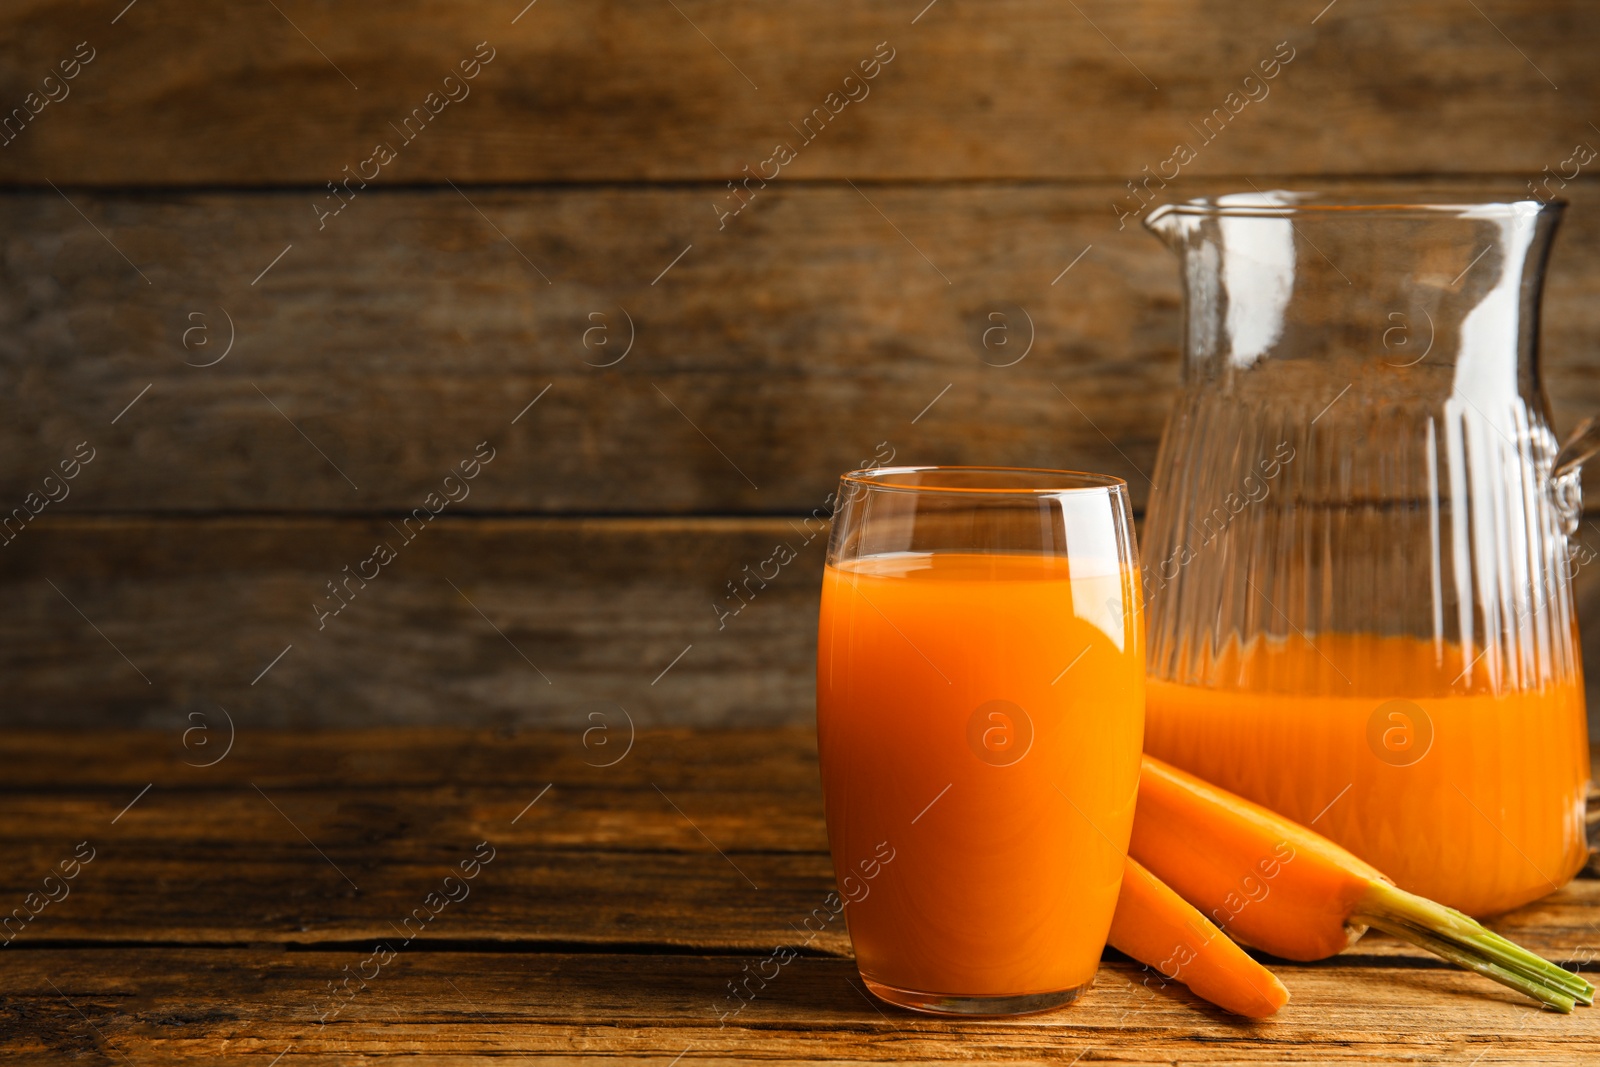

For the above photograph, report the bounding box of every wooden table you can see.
[4,728,1598,1064]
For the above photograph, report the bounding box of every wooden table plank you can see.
[2,728,1597,1062]
[5,832,1598,963]
[0,730,1593,960]
[5,949,1598,1064]
[2,1,1595,184]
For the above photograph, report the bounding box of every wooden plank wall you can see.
[1,1,1598,727]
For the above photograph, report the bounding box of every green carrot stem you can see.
[1355,881,1591,1010]
[1359,882,1593,1003]
[1471,926,1594,1004]
[1367,916,1575,1013]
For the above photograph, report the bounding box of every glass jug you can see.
[1140,191,1592,918]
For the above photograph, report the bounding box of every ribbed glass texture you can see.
[1139,192,1590,916]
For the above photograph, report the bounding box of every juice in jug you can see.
[1145,632,1590,917]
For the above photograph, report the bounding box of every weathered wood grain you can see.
[0,729,1592,962]
[1,845,846,955]
[0,183,1172,515]
[8,515,1600,730]
[0,516,824,728]
[6,948,1600,1064]
[1,1,1595,184]
[0,724,823,792]
[4,181,1600,515]
[4,0,1597,1052]
[0,729,847,952]
[9,515,1600,730]
[0,729,1594,1062]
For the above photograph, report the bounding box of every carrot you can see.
[1129,755,1593,1012]
[1109,856,1290,1018]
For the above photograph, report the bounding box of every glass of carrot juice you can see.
[816,466,1145,1015]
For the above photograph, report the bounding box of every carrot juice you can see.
[1145,633,1590,917]
[817,551,1144,1005]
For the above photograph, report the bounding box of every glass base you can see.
[862,976,1089,1016]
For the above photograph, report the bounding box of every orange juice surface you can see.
[817,552,1144,998]
[1146,633,1590,917]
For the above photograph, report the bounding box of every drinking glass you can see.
[816,466,1144,1014]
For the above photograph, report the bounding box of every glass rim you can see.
[1146,190,1566,223]
[839,465,1128,496]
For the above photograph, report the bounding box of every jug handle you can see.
[1554,416,1600,482]
[1551,417,1600,537]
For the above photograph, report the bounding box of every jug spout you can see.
[1142,191,1301,251]
[1139,190,1564,379]
[1141,203,1189,250]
